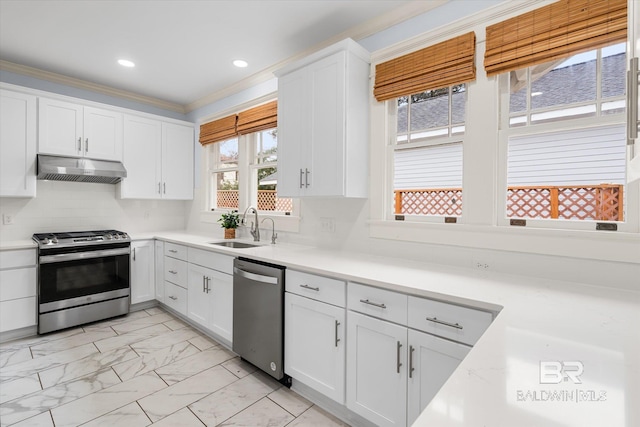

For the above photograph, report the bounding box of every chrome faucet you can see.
[261,218,277,244]
[241,206,260,242]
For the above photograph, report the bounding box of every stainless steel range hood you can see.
[37,154,127,184]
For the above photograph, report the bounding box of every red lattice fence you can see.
[395,184,624,221]
[216,190,293,212]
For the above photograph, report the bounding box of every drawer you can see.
[0,267,36,301]
[286,270,346,307]
[408,296,492,346]
[0,297,36,332]
[0,249,36,269]
[164,242,187,261]
[188,247,233,274]
[164,281,187,315]
[164,256,187,288]
[347,282,407,325]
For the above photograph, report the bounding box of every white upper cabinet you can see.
[276,38,370,198]
[119,117,194,200]
[161,122,194,200]
[38,97,123,161]
[0,89,36,197]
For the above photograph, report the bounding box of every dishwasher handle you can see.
[233,267,279,284]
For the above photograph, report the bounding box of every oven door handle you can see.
[39,247,131,264]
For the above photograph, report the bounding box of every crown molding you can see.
[0,60,186,114]
[185,0,448,113]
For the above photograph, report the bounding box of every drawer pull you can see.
[335,320,340,347]
[168,295,177,301]
[300,284,320,292]
[168,270,177,274]
[426,316,463,330]
[396,341,403,374]
[168,249,178,253]
[360,299,386,309]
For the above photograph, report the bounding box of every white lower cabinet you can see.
[284,292,345,403]
[154,240,164,303]
[187,248,233,343]
[346,311,408,427]
[0,249,37,333]
[130,240,155,305]
[407,329,471,426]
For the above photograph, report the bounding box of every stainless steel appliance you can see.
[37,154,127,184]
[33,230,131,334]
[232,258,288,382]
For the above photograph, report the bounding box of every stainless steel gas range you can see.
[33,230,131,334]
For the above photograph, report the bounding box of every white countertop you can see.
[0,240,37,251]
[120,232,640,425]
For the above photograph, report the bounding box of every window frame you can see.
[387,84,467,224]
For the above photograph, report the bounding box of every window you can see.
[391,84,466,219]
[500,44,629,227]
[207,129,292,215]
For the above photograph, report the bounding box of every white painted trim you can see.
[0,60,186,114]
[0,82,194,126]
[368,220,640,264]
[199,210,300,234]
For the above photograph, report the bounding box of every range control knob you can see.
[43,237,51,245]
[121,233,129,239]
[105,234,113,240]
[113,234,120,239]
[51,237,58,244]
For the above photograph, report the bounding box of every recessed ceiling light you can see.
[118,59,135,68]
[233,59,248,68]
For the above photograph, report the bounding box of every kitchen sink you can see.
[209,241,259,249]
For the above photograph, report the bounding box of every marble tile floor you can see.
[0,307,349,427]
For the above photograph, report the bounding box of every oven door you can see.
[38,242,130,312]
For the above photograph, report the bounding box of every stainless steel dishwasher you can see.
[232,257,288,382]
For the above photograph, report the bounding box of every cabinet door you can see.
[130,241,155,304]
[208,270,233,343]
[120,115,162,199]
[346,311,407,427]
[307,51,346,197]
[0,90,36,197]
[154,240,164,303]
[38,98,83,156]
[277,67,308,198]
[161,122,194,200]
[83,107,123,161]
[407,329,471,426]
[187,263,210,328]
[285,293,345,403]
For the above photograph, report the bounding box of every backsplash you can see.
[0,181,187,241]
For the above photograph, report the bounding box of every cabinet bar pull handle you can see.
[77,137,82,151]
[169,270,177,274]
[168,295,177,300]
[359,299,386,309]
[426,316,463,330]
[300,284,319,291]
[133,247,136,261]
[305,168,310,188]
[163,183,166,194]
[202,276,206,292]
[299,169,304,188]
[409,345,415,378]
[396,341,403,374]
[85,138,88,152]
[206,277,211,293]
[168,249,177,253]
[335,320,340,347]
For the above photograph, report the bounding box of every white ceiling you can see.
[0,0,435,112]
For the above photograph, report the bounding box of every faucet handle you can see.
[271,232,278,245]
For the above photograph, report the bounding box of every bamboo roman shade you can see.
[484,0,627,77]
[237,100,277,135]
[199,100,278,146]
[374,32,476,102]
[199,115,238,146]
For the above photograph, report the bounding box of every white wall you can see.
[0,181,187,241]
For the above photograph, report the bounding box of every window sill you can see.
[368,220,640,264]
[200,210,300,233]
